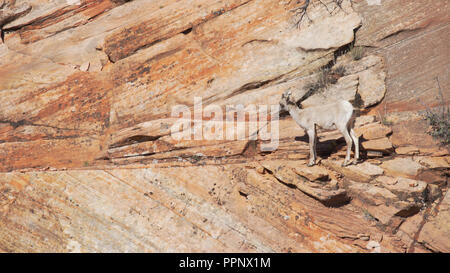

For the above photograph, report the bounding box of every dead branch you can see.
[289,0,351,29]
[289,0,311,29]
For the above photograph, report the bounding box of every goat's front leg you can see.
[307,127,316,167]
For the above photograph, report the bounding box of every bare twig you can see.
[417,76,449,145]
[435,76,448,119]
[289,0,352,29]
[317,0,332,14]
[289,0,311,29]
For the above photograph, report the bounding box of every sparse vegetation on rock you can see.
[305,66,347,95]
[420,78,449,145]
[350,45,365,61]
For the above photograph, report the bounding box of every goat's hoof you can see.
[307,162,316,167]
[342,161,351,167]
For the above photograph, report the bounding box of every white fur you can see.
[280,91,359,166]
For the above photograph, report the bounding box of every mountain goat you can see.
[279,90,359,167]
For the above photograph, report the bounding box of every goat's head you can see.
[279,90,296,111]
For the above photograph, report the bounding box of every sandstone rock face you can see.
[335,55,387,108]
[293,165,329,182]
[301,74,359,107]
[322,160,384,183]
[418,191,450,252]
[375,176,428,202]
[361,138,394,153]
[260,160,349,207]
[396,146,420,156]
[0,0,448,253]
[356,61,386,108]
[354,0,449,149]
[381,158,424,179]
[355,123,392,140]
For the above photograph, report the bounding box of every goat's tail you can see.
[348,96,362,130]
[350,93,371,118]
[351,93,364,109]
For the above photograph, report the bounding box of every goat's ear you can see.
[286,91,294,102]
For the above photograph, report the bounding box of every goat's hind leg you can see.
[307,127,317,167]
[350,128,360,164]
[340,127,353,167]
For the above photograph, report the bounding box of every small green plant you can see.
[332,65,346,78]
[350,45,364,61]
[317,68,332,86]
[362,208,377,221]
[190,153,205,163]
[304,75,326,95]
[83,161,90,167]
[419,77,449,145]
[381,117,393,126]
[377,100,393,127]
[425,113,449,144]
